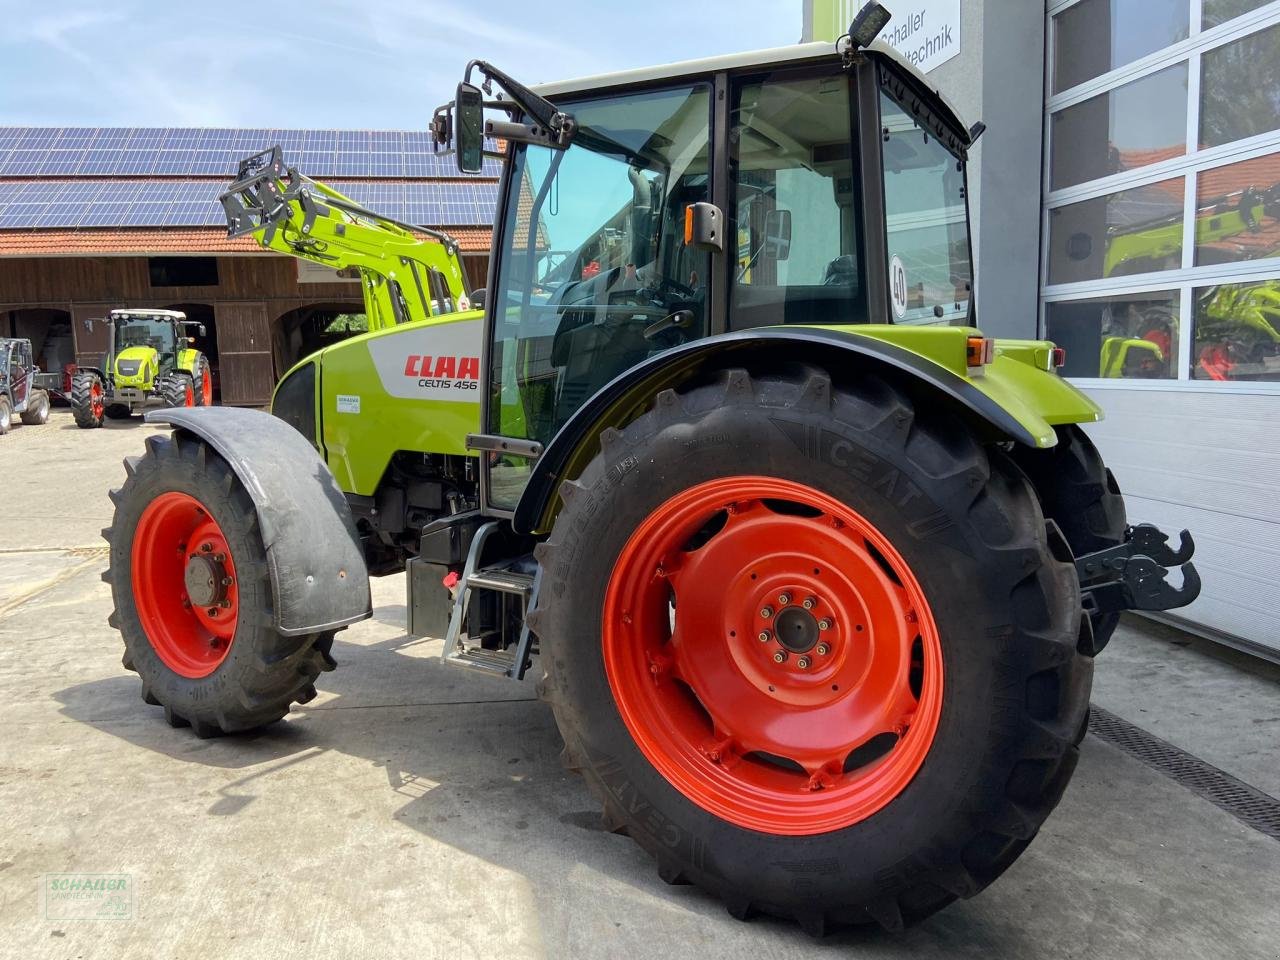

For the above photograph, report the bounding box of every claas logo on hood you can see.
[403,355,480,380]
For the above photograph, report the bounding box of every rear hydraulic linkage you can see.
[1075,523,1201,623]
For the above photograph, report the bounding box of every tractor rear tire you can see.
[20,389,50,425]
[71,371,105,429]
[0,397,11,434]
[192,355,213,406]
[157,373,194,409]
[532,367,1091,934]
[1012,425,1127,653]
[105,404,133,420]
[104,432,338,736]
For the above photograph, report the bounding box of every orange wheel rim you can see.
[201,372,213,405]
[603,476,943,835]
[132,492,239,679]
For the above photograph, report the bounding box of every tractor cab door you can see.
[10,340,31,409]
[481,84,714,511]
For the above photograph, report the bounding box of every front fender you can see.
[146,407,372,636]
[512,326,1102,535]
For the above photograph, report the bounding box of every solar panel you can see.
[0,126,503,178]
[0,177,499,230]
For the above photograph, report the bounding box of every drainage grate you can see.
[1089,705,1280,842]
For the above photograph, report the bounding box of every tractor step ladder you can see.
[441,521,539,680]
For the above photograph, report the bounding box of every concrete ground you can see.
[1,409,1278,960]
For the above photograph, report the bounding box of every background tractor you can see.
[103,7,1202,935]
[71,309,212,428]
[0,337,52,434]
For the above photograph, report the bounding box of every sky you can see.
[0,1,802,129]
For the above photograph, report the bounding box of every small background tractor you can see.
[103,9,1202,935]
[0,337,52,433]
[71,309,212,428]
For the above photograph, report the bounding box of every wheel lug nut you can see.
[818,618,833,630]
[778,593,791,605]
[797,656,811,669]
[214,553,226,563]
[208,608,218,617]
[816,642,831,656]
[200,543,212,553]
[802,596,817,609]
[760,606,774,619]
[758,631,771,643]
[773,651,788,664]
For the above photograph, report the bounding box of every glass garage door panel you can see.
[1048,177,1186,285]
[1046,291,1180,380]
[1050,65,1188,190]
[1203,0,1273,29]
[1200,22,1280,149]
[1191,280,1280,381]
[1194,152,1280,266]
[1053,0,1190,93]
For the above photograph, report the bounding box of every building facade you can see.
[0,128,498,405]
[806,0,1280,659]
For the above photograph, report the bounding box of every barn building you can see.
[0,127,498,405]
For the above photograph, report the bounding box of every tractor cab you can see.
[435,32,977,514]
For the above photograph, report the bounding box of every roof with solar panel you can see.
[0,127,500,243]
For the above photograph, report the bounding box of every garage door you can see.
[71,303,116,369]
[215,302,275,407]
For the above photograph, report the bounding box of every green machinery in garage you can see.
[71,309,212,427]
[102,6,1203,934]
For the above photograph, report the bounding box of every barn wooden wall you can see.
[0,254,363,406]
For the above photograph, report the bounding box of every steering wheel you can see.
[641,274,698,302]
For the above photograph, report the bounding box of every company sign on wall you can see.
[806,0,961,73]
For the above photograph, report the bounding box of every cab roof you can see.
[531,40,969,143]
[110,308,187,321]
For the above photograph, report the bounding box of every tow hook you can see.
[1076,524,1201,625]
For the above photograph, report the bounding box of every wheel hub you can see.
[183,553,227,607]
[773,605,819,653]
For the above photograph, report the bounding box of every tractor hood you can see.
[114,346,158,386]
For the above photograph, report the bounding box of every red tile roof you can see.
[0,225,492,257]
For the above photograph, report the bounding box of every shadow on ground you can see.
[49,619,1077,954]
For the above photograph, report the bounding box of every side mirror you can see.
[455,82,485,175]
[198,324,207,337]
[470,287,487,310]
[764,209,792,261]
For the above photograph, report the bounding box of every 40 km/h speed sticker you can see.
[890,255,909,320]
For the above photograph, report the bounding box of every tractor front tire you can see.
[192,355,213,406]
[20,389,50,425]
[71,371,105,428]
[104,433,337,736]
[0,396,11,434]
[157,373,194,409]
[1012,425,1127,653]
[533,367,1091,933]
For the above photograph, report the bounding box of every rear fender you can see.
[512,326,1102,535]
[146,407,372,635]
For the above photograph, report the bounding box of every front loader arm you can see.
[219,146,470,331]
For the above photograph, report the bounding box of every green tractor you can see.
[102,10,1201,934]
[71,308,212,428]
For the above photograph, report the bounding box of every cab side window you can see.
[729,73,865,329]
